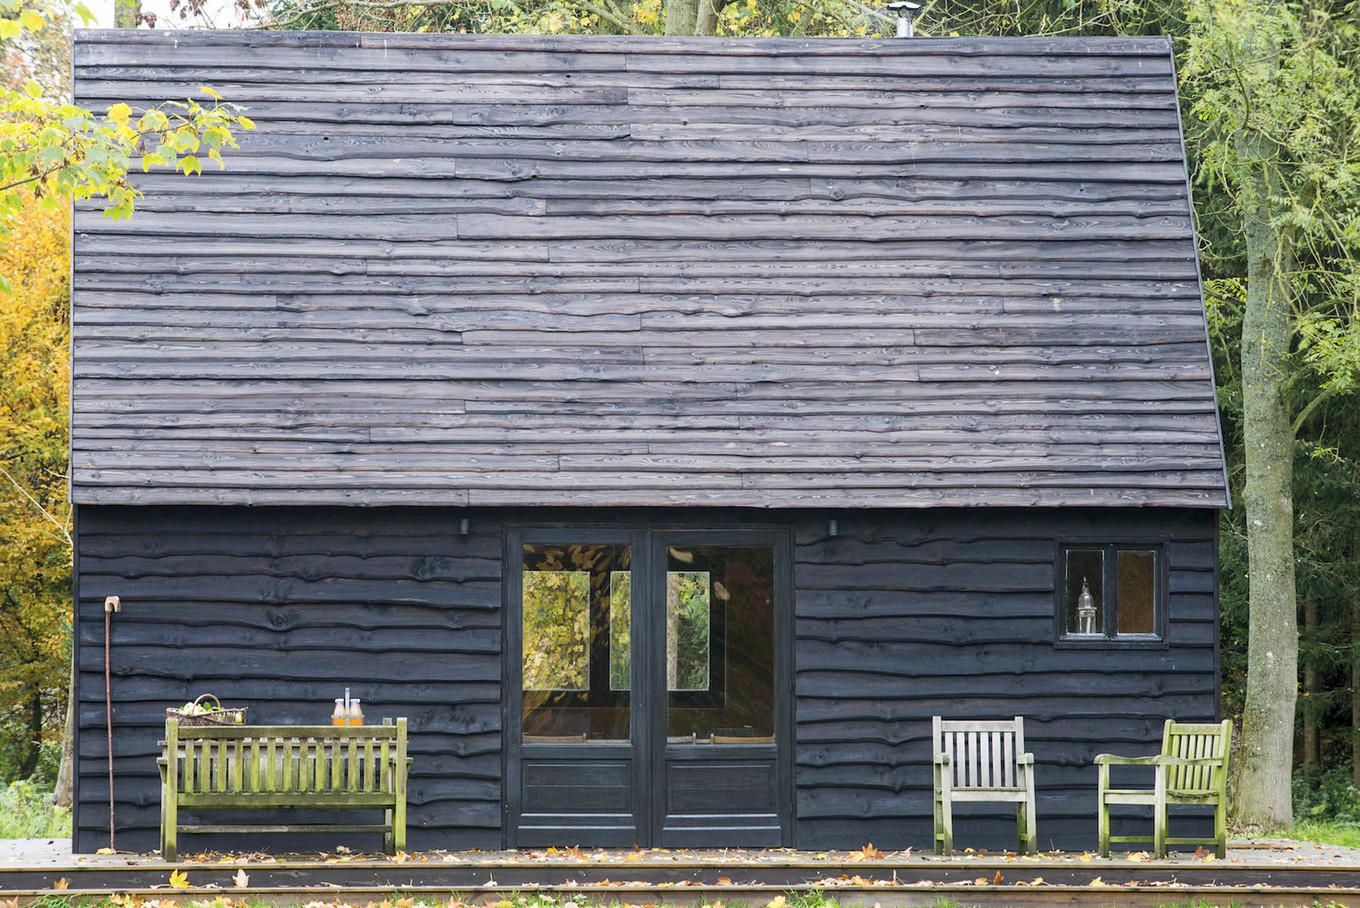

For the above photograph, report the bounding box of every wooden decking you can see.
[3,843,1360,907]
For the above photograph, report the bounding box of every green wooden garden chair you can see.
[1095,719,1231,858]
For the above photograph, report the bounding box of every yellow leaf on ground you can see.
[52,878,69,890]
[96,847,116,855]
[233,869,248,888]
[1128,851,1149,862]
[168,870,191,889]
[1090,877,1106,887]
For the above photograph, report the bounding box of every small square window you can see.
[1056,543,1164,644]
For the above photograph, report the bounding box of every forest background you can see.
[1,0,1358,834]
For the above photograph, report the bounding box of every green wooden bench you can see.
[158,718,409,861]
[1096,719,1231,858]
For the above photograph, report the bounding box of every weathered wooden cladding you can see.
[74,505,1216,852]
[70,32,1225,508]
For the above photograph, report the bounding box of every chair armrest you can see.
[1094,754,1159,765]
[1153,756,1225,766]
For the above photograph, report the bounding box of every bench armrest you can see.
[1017,753,1034,766]
[1094,754,1159,765]
[933,754,952,765]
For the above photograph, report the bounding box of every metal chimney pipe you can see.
[886,0,920,36]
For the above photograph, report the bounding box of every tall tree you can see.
[1182,0,1360,826]
[0,190,69,784]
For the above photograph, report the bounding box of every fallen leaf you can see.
[765,897,786,908]
[717,878,732,886]
[1128,851,1149,862]
[233,869,249,889]
[96,847,116,855]
[1079,852,1094,862]
[993,871,1003,884]
[168,870,191,889]
[1090,877,1106,887]
[396,899,415,907]
[336,845,352,854]
[52,879,70,891]
[390,851,410,864]
[857,843,883,860]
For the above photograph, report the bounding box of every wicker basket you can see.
[166,693,247,727]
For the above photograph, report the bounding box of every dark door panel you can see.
[507,528,790,848]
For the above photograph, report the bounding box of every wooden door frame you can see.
[502,523,794,848]
[646,528,796,847]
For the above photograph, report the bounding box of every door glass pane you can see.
[522,544,630,743]
[1117,549,1157,635]
[1065,548,1104,635]
[610,571,631,691]
[667,571,711,691]
[665,545,774,744]
[522,571,590,690]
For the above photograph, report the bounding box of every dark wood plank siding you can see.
[792,507,1217,850]
[73,506,503,854]
[76,504,1215,853]
[69,32,1226,508]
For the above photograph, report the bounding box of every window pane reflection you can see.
[521,544,630,744]
[1117,550,1156,634]
[522,570,589,690]
[610,571,631,691]
[667,571,711,691]
[666,545,774,744]
[1065,549,1104,635]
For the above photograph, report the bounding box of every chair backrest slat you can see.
[934,717,1027,790]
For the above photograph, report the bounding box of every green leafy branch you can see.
[0,0,255,226]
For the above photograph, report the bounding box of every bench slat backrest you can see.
[165,721,404,796]
[1161,719,1231,793]
[933,716,1025,790]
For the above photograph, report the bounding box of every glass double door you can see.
[506,529,790,847]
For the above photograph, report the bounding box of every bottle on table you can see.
[332,698,346,726]
[348,698,364,727]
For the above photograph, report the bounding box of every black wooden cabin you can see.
[70,31,1228,854]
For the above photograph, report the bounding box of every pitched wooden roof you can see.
[70,31,1228,507]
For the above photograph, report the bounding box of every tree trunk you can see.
[53,649,75,808]
[694,0,720,35]
[19,691,42,780]
[1234,126,1299,830]
[1353,534,1360,788]
[1303,596,1318,767]
[663,0,699,35]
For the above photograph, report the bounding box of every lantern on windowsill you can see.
[1077,578,1098,635]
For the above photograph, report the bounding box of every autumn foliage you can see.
[0,191,71,783]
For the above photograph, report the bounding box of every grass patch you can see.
[0,779,71,838]
[1272,819,1360,849]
